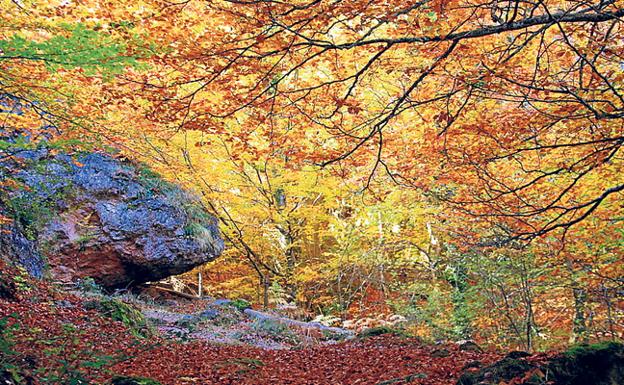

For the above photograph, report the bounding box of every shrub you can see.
[35,323,121,384]
[12,266,32,294]
[84,298,150,338]
[320,328,348,342]
[75,277,103,295]
[229,299,251,312]
[0,314,28,384]
[252,318,300,344]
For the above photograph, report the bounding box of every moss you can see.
[548,341,624,385]
[458,342,624,385]
[229,298,251,312]
[136,166,178,196]
[3,194,55,241]
[183,222,215,251]
[84,298,150,338]
[75,277,104,294]
[1,160,75,240]
[73,232,96,248]
[321,328,348,342]
[564,341,622,358]
[111,375,162,385]
[137,164,214,247]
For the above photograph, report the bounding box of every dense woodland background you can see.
[0,1,623,383]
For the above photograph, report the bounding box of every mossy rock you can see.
[456,357,536,385]
[2,152,224,289]
[174,314,199,329]
[548,341,624,385]
[431,348,450,358]
[358,326,410,339]
[250,318,301,345]
[111,375,162,385]
[84,298,150,338]
[457,342,624,385]
[563,341,622,359]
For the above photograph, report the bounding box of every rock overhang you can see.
[1,151,224,288]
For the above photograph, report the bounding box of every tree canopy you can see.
[1,0,623,349]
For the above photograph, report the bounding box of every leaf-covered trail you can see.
[0,265,502,385]
[113,336,502,385]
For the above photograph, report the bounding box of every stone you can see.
[456,357,535,385]
[198,309,220,320]
[0,206,45,279]
[457,340,483,352]
[212,299,233,306]
[431,348,451,358]
[505,351,531,360]
[1,152,224,288]
[461,361,482,370]
[456,342,624,385]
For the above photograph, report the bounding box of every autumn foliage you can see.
[1,0,623,380]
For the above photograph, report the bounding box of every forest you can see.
[0,0,623,384]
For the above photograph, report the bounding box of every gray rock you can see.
[212,299,233,306]
[431,348,450,358]
[0,206,45,278]
[242,308,353,338]
[457,340,483,352]
[198,309,220,320]
[1,152,224,288]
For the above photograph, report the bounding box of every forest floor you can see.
[136,293,353,350]
[123,293,504,384]
[0,268,513,385]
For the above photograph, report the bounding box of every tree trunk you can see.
[198,271,203,298]
[566,258,588,344]
[571,286,589,343]
[263,273,270,309]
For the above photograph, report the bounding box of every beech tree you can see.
[121,0,624,242]
[2,0,622,346]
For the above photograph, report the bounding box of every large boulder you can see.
[1,151,224,288]
[457,342,624,385]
